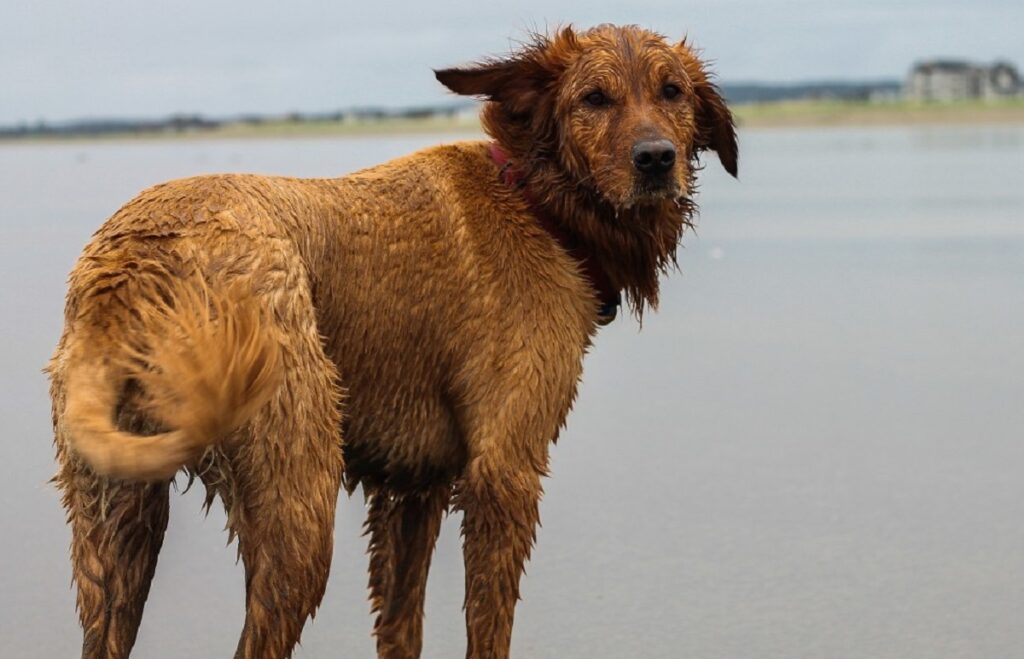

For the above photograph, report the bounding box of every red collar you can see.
[488,143,621,324]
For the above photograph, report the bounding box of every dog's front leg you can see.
[450,317,584,658]
[456,450,546,659]
[366,485,451,659]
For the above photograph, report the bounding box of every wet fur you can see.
[48,24,736,659]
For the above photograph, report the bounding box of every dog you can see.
[47,24,737,658]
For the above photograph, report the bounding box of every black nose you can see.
[632,139,676,174]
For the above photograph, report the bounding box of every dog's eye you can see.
[584,90,608,107]
[662,84,682,100]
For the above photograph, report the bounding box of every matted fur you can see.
[48,24,736,658]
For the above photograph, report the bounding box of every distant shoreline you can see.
[734,99,1024,128]
[3,100,1023,145]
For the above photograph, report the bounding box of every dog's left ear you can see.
[676,41,738,178]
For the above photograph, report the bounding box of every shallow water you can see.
[1,125,1022,658]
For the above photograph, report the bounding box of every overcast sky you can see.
[2,0,1022,124]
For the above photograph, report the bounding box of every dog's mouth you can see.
[620,176,681,208]
[582,165,685,212]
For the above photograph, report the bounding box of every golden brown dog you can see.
[47,24,737,658]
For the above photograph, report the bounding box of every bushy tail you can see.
[64,280,282,481]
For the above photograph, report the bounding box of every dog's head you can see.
[435,24,737,209]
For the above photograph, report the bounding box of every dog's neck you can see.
[489,143,621,324]
[487,141,695,319]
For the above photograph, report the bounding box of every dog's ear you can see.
[676,41,738,178]
[435,28,578,117]
[434,60,521,100]
[435,59,543,118]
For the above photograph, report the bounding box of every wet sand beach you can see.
[1,125,1022,658]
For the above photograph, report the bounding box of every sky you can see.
[2,0,1022,124]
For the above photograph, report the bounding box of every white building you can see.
[905,60,1021,102]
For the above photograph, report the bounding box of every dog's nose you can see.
[631,139,676,175]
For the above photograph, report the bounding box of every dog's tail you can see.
[63,277,282,481]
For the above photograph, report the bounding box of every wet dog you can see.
[48,24,737,658]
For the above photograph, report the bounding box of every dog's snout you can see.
[631,139,676,175]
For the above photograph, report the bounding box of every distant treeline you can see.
[0,105,466,139]
[0,115,221,138]
[0,81,902,139]
[720,81,902,104]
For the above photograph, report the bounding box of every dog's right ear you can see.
[434,60,521,100]
[435,57,547,118]
[434,28,579,117]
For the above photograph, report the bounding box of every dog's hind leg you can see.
[365,485,450,659]
[51,360,172,659]
[59,465,171,659]
[214,284,344,659]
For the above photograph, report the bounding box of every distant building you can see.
[905,60,1022,102]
